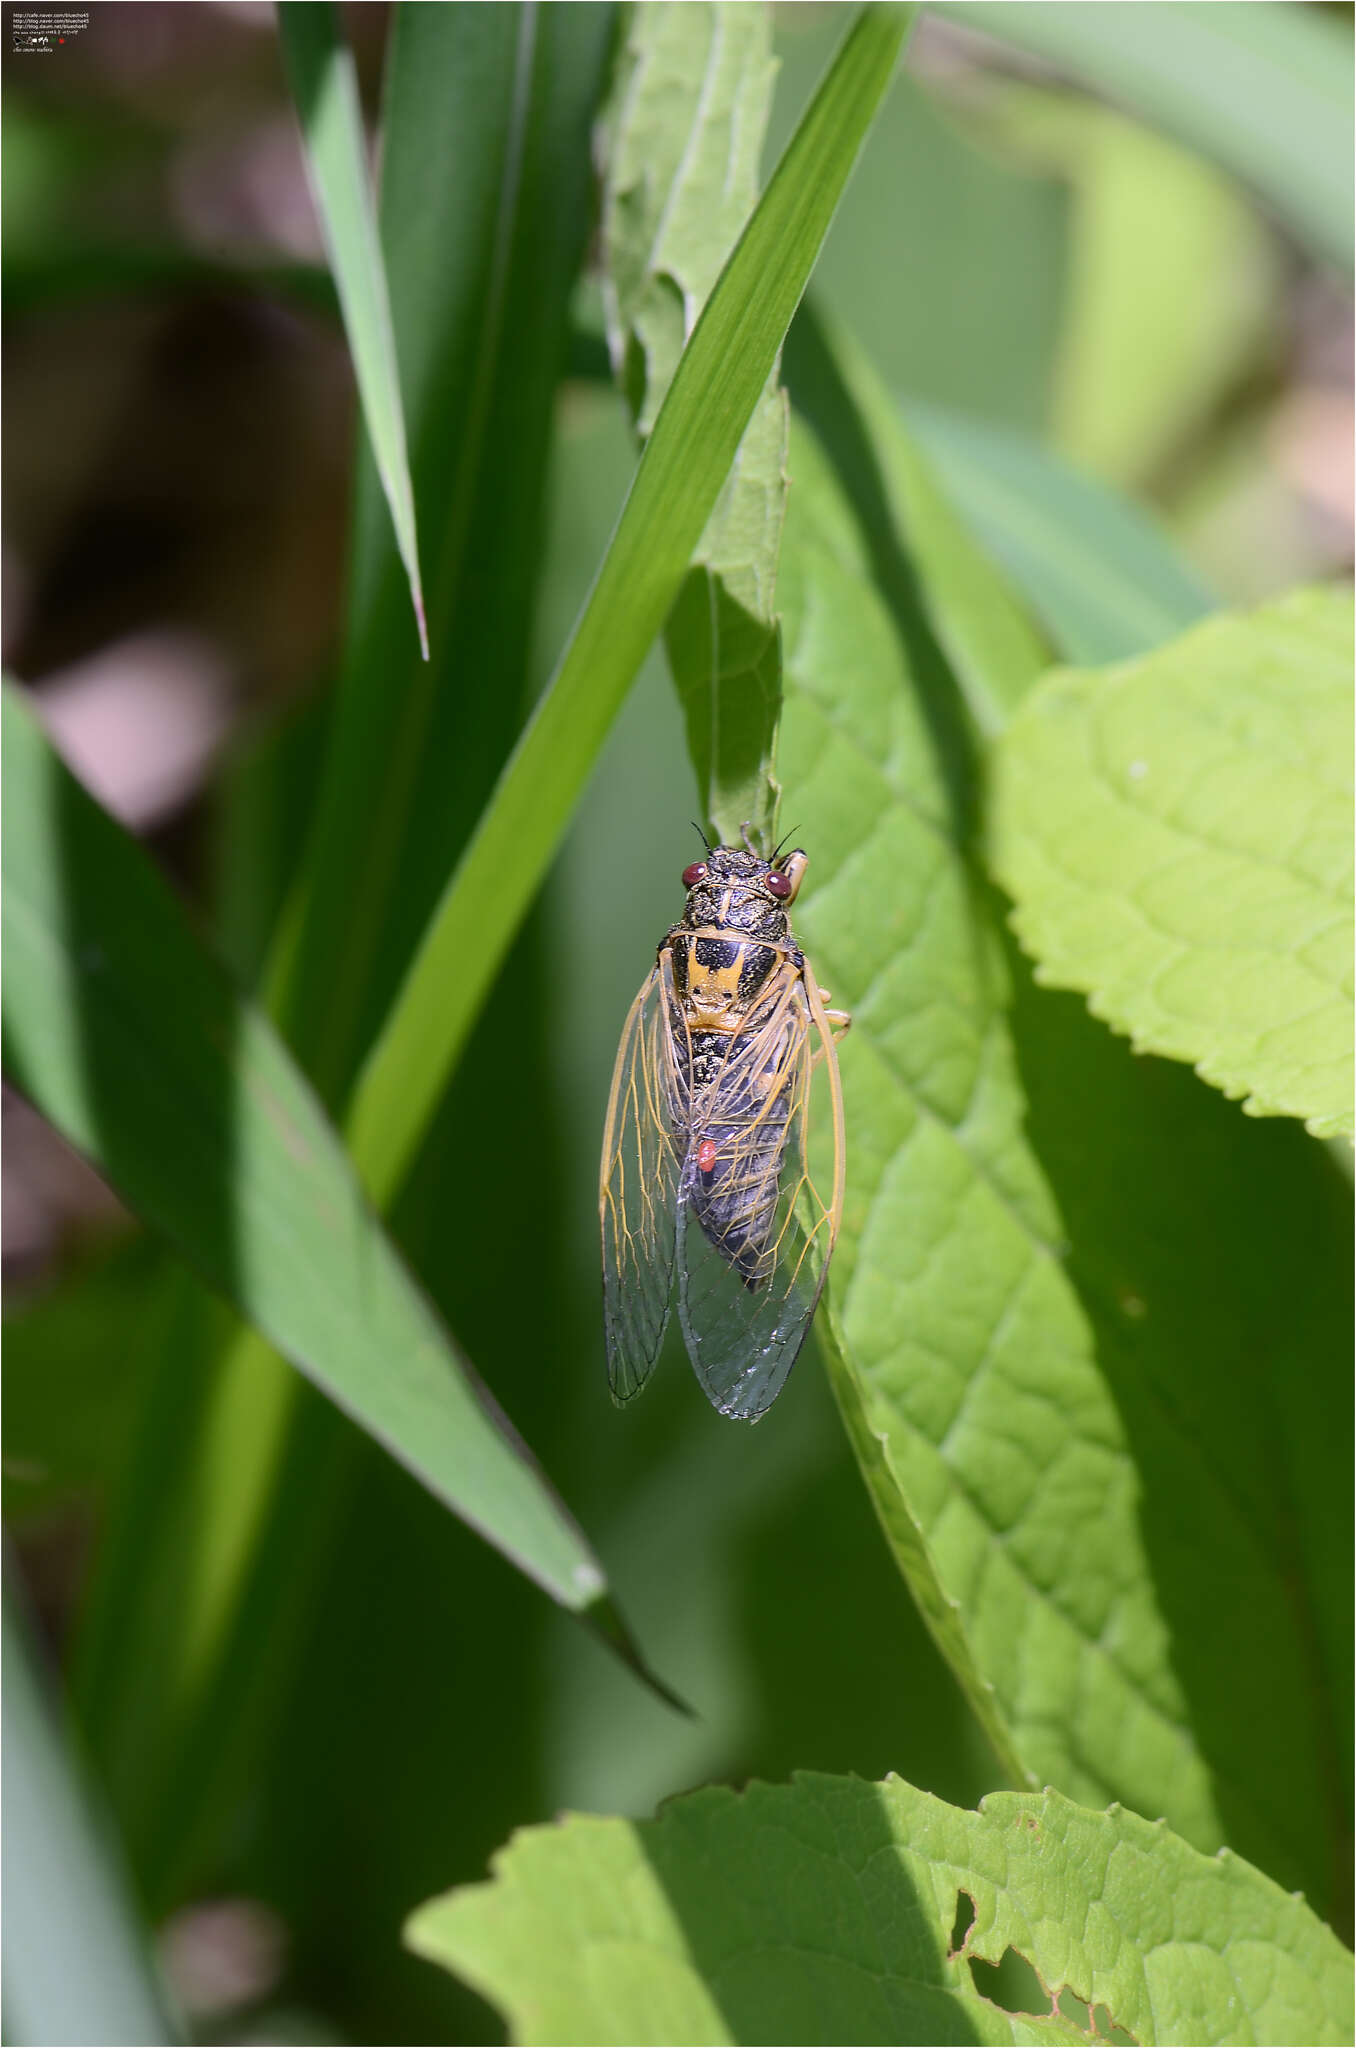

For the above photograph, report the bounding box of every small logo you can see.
[11,9,90,54]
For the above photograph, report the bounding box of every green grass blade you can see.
[900,398,1218,663]
[273,2,613,1108]
[278,0,427,659]
[602,1,789,850]
[59,7,635,1911]
[1,685,606,1614]
[2,1567,180,2048]
[347,2,913,1205]
[933,1,1353,276]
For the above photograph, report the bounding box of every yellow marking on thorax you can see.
[682,935,745,1014]
[676,930,798,1041]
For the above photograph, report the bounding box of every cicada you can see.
[600,832,849,1420]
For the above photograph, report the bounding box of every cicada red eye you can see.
[682,862,707,888]
[766,870,793,899]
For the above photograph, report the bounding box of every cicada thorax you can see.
[666,919,802,1287]
[669,930,784,1020]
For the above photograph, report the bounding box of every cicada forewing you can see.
[674,961,845,1420]
[599,962,683,1404]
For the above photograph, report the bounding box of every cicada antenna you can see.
[690,820,713,853]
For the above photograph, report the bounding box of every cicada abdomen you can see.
[671,956,800,1286]
[688,1050,795,1286]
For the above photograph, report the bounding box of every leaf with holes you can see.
[774,421,1352,1921]
[992,587,1354,1137]
[406,1773,1353,2047]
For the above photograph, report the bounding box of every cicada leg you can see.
[809,991,851,1067]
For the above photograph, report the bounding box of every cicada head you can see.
[678,841,808,940]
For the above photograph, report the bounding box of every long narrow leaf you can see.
[1,686,606,1615]
[2,1567,179,2048]
[62,6,630,1912]
[278,0,427,658]
[274,3,613,1107]
[347,3,913,1206]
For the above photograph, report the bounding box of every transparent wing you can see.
[676,963,844,1421]
[599,960,683,1405]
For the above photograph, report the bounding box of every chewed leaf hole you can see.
[968,1946,1052,2019]
[949,1892,1137,2043]
[1058,1985,1096,2031]
[1058,1985,1139,2043]
[965,1946,1141,2043]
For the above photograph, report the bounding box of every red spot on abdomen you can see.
[697,1138,718,1174]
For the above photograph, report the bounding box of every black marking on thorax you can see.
[694,936,741,973]
[670,932,781,1009]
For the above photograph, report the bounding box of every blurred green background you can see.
[3,5,1351,2042]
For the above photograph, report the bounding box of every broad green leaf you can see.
[0,685,607,1614]
[775,424,1351,1916]
[602,0,788,848]
[991,587,1354,1138]
[406,1774,1354,2047]
[3,1571,179,2048]
[278,2,427,658]
[899,400,1216,664]
[346,3,912,1205]
[785,305,1048,736]
[932,1,1354,277]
